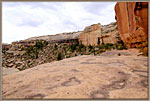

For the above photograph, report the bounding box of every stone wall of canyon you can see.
[115,2,148,48]
[78,24,102,46]
[79,22,121,46]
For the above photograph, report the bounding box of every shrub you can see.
[35,40,43,49]
[102,48,106,52]
[137,41,148,56]
[88,45,93,52]
[91,48,96,55]
[35,40,48,50]
[70,44,76,52]
[99,43,113,50]
[2,48,9,54]
[99,44,105,49]
[143,47,148,56]
[63,46,67,53]
[115,43,127,50]
[25,46,39,59]
[57,52,62,61]
[54,44,57,50]
[25,46,34,55]
[107,43,114,50]
[35,48,39,59]
[78,42,85,52]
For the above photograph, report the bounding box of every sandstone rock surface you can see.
[2,49,148,99]
[101,22,121,44]
[25,31,82,42]
[115,2,148,47]
[2,68,19,76]
[78,24,102,46]
[79,22,121,46]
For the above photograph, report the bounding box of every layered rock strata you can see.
[115,2,148,48]
[79,22,121,46]
[78,24,102,46]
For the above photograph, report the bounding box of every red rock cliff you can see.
[115,2,148,48]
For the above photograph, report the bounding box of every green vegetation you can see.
[78,42,85,52]
[54,44,57,50]
[70,44,77,52]
[6,39,131,71]
[2,48,9,54]
[99,43,126,51]
[88,45,93,52]
[35,40,48,50]
[136,41,148,56]
[56,52,62,61]
[25,40,48,59]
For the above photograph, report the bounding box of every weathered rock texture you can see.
[78,24,102,46]
[2,49,148,99]
[101,22,121,44]
[79,22,121,46]
[25,31,82,42]
[115,2,148,48]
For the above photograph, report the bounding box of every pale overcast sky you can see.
[2,2,116,44]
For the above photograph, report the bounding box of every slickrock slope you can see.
[2,49,148,99]
[115,2,148,48]
[2,68,19,76]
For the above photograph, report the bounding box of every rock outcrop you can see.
[25,31,82,43]
[2,43,10,50]
[101,22,121,44]
[79,22,121,46]
[115,2,148,48]
[78,24,102,46]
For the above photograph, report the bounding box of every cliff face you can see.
[115,2,148,48]
[79,22,121,46]
[78,24,102,46]
[101,22,121,44]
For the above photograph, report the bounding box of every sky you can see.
[2,2,117,44]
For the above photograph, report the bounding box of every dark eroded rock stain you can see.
[61,77,81,86]
[19,84,30,90]
[141,79,148,88]
[90,90,109,99]
[132,69,148,78]
[16,80,23,83]
[71,69,79,72]
[105,61,127,66]
[80,62,102,64]
[86,59,96,62]
[26,93,45,99]
[107,79,127,90]
[3,90,18,97]
[132,69,147,73]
